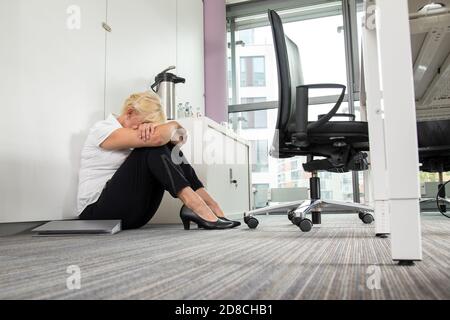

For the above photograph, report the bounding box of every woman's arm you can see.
[100,121,182,150]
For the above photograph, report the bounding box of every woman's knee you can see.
[145,144,172,153]
[132,145,171,159]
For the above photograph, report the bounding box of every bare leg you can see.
[177,187,218,222]
[195,188,226,218]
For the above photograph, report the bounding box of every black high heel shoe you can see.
[218,217,241,228]
[180,206,234,230]
[196,217,241,229]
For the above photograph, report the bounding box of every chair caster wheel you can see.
[358,211,365,220]
[287,210,295,221]
[297,218,313,232]
[244,217,259,229]
[361,213,374,224]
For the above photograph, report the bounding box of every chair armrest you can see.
[318,113,355,121]
[293,84,346,144]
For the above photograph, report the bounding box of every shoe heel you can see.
[182,219,191,230]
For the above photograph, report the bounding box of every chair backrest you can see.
[268,9,304,157]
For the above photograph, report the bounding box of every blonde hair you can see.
[122,91,167,124]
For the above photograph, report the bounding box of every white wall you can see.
[0,0,204,223]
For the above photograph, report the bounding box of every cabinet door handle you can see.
[229,168,238,187]
[102,22,112,32]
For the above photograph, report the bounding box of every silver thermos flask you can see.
[151,66,185,120]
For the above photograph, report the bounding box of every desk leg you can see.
[374,0,422,263]
[362,0,390,237]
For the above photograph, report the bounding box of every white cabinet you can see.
[0,0,107,223]
[150,117,251,224]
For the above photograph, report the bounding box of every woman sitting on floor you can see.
[77,91,240,230]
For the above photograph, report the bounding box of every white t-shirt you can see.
[77,114,132,215]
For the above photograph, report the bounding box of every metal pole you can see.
[228,18,239,131]
[361,0,390,237]
[342,0,361,203]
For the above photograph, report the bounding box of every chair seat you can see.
[308,121,368,135]
[283,121,369,153]
[306,121,369,147]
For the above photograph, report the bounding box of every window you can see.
[420,172,450,199]
[251,140,268,172]
[253,184,269,209]
[239,99,268,129]
[241,110,267,129]
[239,29,254,45]
[322,191,333,199]
[227,1,358,203]
[240,56,266,87]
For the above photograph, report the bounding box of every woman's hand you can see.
[136,123,157,142]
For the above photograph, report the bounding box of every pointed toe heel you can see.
[220,217,241,228]
[179,206,233,230]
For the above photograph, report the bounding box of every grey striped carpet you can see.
[0,213,449,300]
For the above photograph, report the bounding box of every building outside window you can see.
[239,98,268,129]
[239,29,255,45]
[253,183,269,209]
[227,57,232,91]
[241,110,267,129]
[251,140,269,173]
[240,56,266,87]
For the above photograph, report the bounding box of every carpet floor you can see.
[0,213,449,300]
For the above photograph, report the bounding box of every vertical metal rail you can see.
[342,0,361,203]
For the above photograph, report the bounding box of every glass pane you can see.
[239,29,255,45]
[253,184,269,209]
[250,140,269,172]
[420,172,450,200]
[240,56,266,87]
[308,102,350,121]
[240,109,268,129]
[283,15,347,96]
[228,9,347,105]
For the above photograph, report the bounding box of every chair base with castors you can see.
[244,198,374,232]
[244,174,374,233]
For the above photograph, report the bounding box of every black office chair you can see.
[417,120,450,212]
[243,10,374,232]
